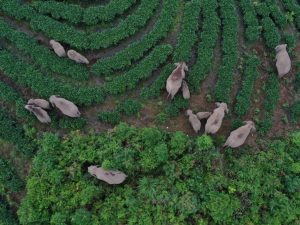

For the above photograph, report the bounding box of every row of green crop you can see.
[91,0,179,75]
[239,0,260,42]
[172,0,201,62]
[0,108,34,157]
[187,0,220,90]
[0,0,159,50]
[0,50,105,106]
[0,156,24,193]
[98,99,142,124]
[257,73,280,134]
[281,0,300,29]
[104,44,172,95]
[266,0,288,28]
[32,0,136,25]
[0,19,89,81]
[234,55,260,116]
[214,0,238,103]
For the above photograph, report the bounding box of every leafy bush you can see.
[98,111,121,125]
[116,99,142,116]
[281,0,300,29]
[261,17,281,49]
[18,124,300,224]
[294,73,300,92]
[266,0,288,28]
[0,199,18,225]
[290,101,300,122]
[0,157,24,193]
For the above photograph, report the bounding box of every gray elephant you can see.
[182,80,190,99]
[224,121,256,148]
[88,166,127,185]
[49,95,80,117]
[205,102,228,134]
[49,40,66,57]
[166,62,188,99]
[186,109,201,133]
[27,98,50,109]
[25,104,51,123]
[275,44,291,78]
[67,50,89,64]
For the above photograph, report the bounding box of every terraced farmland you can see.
[0,0,300,224]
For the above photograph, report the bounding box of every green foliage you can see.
[0,108,35,157]
[234,54,260,116]
[165,96,189,117]
[0,157,24,193]
[239,0,260,42]
[283,33,297,52]
[173,0,201,62]
[214,0,238,103]
[290,101,300,122]
[281,0,300,29]
[17,124,300,224]
[116,99,142,116]
[91,0,179,75]
[0,199,18,225]
[295,73,300,92]
[266,0,288,28]
[261,17,281,50]
[56,117,87,130]
[98,111,121,125]
[187,0,220,90]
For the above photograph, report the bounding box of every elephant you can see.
[27,98,51,109]
[24,104,51,123]
[224,121,256,148]
[49,40,66,57]
[186,109,201,133]
[166,62,188,99]
[67,49,89,64]
[88,166,127,185]
[205,102,228,134]
[275,44,291,78]
[49,95,80,117]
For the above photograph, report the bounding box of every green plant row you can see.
[98,99,142,124]
[0,50,105,106]
[258,73,280,134]
[265,0,288,29]
[234,55,260,116]
[239,0,260,42]
[281,0,300,29]
[187,0,220,90]
[91,0,179,76]
[0,108,35,157]
[32,0,136,25]
[261,17,281,49]
[0,19,89,81]
[172,0,201,62]
[214,0,238,103]
[0,156,24,193]
[0,0,160,50]
[104,44,173,95]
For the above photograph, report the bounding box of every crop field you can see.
[0,0,300,224]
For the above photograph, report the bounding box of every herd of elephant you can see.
[24,95,81,123]
[165,44,292,148]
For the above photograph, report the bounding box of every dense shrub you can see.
[266,0,288,28]
[18,124,300,224]
[294,72,300,92]
[116,99,142,116]
[0,199,18,225]
[98,111,121,125]
[290,101,300,122]
[281,0,300,29]
[0,157,24,193]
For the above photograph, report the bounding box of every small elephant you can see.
[27,98,50,110]
[224,121,256,148]
[88,166,127,185]
[25,104,51,123]
[186,109,201,133]
[182,80,190,99]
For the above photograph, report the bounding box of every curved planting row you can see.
[234,55,261,116]
[32,0,136,25]
[266,0,288,29]
[91,0,179,75]
[0,19,89,81]
[214,0,238,103]
[104,44,172,95]
[1,0,159,50]
[239,0,260,42]
[187,0,220,90]
[0,50,104,106]
[0,108,34,157]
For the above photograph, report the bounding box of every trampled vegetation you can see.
[0,0,299,224]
